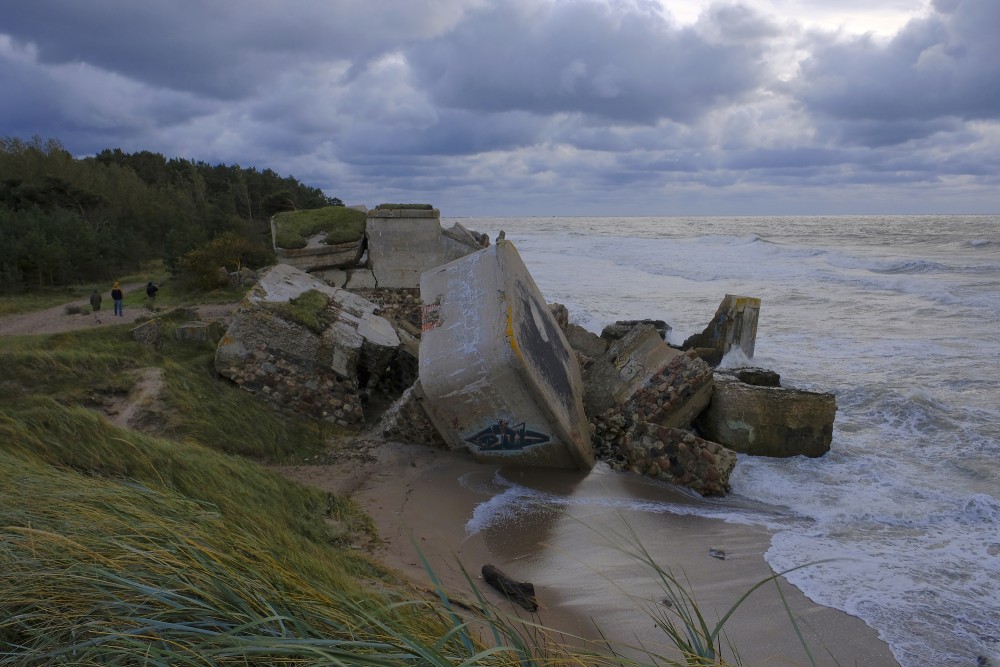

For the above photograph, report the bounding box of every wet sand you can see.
[275,439,900,666]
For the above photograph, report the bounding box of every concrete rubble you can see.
[214,207,840,496]
[215,264,400,426]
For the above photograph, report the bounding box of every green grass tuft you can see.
[273,207,367,249]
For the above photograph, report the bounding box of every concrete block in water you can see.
[683,294,760,366]
[418,241,594,470]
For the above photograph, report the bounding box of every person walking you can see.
[89,289,102,324]
[111,281,124,317]
[145,281,159,310]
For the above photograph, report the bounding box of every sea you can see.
[443,215,1000,667]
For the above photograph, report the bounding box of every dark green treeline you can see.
[0,136,342,294]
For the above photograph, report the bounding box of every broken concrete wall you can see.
[366,207,486,288]
[683,295,760,366]
[418,240,594,470]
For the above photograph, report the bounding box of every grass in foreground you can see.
[0,316,827,666]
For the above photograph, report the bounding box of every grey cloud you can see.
[406,0,773,124]
[790,0,1000,139]
[0,0,482,99]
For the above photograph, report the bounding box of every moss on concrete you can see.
[273,207,367,249]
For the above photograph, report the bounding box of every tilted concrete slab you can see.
[582,324,681,416]
[683,295,760,366]
[418,240,594,470]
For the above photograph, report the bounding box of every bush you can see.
[176,232,274,289]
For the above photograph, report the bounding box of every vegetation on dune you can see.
[375,203,435,211]
[272,206,367,249]
[0,135,341,295]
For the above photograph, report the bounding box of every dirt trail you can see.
[0,285,239,337]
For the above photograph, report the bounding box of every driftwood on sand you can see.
[481,564,538,612]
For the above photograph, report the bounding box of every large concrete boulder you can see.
[695,374,836,457]
[419,240,594,470]
[215,264,400,426]
[366,206,486,288]
[683,295,760,366]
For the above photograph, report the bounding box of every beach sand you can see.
[275,439,900,667]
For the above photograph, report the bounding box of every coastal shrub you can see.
[272,206,366,248]
[176,231,274,289]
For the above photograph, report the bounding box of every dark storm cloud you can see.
[791,0,1000,143]
[0,0,477,98]
[0,0,997,214]
[406,0,773,124]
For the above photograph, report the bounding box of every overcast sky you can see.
[3,0,998,216]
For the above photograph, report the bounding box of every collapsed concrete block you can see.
[683,295,760,366]
[215,264,400,426]
[131,318,165,350]
[621,423,737,497]
[695,375,835,457]
[366,206,485,288]
[565,323,607,360]
[601,319,671,342]
[345,269,377,290]
[582,324,683,417]
[418,240,594,470]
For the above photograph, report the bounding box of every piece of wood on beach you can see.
[481,564,539,612]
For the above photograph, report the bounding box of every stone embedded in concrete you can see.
[418,240,594,470]
[695,374,835,458]
[682,295,760,366]
[620,422,737,497]
[131,318,165,349]
[366,207,485,288]
[582,324,682,417]
[214,264,400,426]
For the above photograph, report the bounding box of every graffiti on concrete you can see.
[465,418,551,451]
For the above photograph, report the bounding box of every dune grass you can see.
[0,304,825,666]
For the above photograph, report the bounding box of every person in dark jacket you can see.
[145,281,159,310]
[89,289,102,324]
[111,281,124,317]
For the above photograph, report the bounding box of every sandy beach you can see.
[275,438,900,667]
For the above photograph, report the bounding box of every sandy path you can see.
[0,288,239,337]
